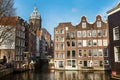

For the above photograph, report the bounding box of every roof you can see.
[107,2,120,15]
[0,16,20,26]
[30,7,41,19]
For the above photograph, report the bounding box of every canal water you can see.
[0,63,112,80]
[0,70,112,80]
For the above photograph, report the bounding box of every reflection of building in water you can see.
[66,71,77,80]
[55,71,65,80]
[54,71,110,80]
[54,15,110,70]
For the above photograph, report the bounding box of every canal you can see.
[0,70,112,80]
[0,63,112,80]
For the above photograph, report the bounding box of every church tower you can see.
[29,7,42,31]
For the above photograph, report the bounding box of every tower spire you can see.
[29,0,42,31]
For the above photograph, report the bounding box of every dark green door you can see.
[84,61,87,67]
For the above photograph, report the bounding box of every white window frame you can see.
[98,39,102,46]
[82,22,86,28]
[97,21,101,27]
[83,40,87,47]
[103,39,108,46]
[98,49,103,56]
[77,31,82,38]
[114,46,120,62]
[92,30,97,37]
[87,30,92,37]
[98,30,102,37]
[78,50,82,57]
[93,40,97,46]
[103,29,107,37]
[104,60,109,65]
[113,26,119,40]
[78,40,82,47]
[87,40,92,47]
[82,30,86,37]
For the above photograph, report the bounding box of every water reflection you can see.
[1,70,111,80]
[55,71,111,80]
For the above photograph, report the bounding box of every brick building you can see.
[107,2,120,75]
[40,28,52,59]
[54,15,109,70]
[0,16,27,68]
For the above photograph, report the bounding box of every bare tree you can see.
[0,0,16,17]
[0,17,16,46]
[0,0,16,46]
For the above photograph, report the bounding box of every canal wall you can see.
[0,68,13,78]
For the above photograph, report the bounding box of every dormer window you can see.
[82,22,86,28]
[97,21,101,27]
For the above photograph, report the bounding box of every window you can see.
[87,40,92,47]
[103,39,108,46]
[67,51,70,58]
[79,61,82,64]
[94,60,99,65]
[104,60,109,65]
[88,49,92,56]
[60,53,64,58]
[113,27,119,40]
[60,36,64,42]
[60,44,64,50]
[79,50,82,57]
[93,49,97,56]
[92,30,97,37]
[98,30,102,36]
[83,40,87,47]
[100,61,103,67]
[71,32,75,38]
[77,31,82,38]
[72,50,76,58]
[55,36,59,42]
[82,22,86,28]
[114,46,120,62]
[98,49,103,56]
[87,30,92,37]
[67,60,71,66]
[55,29,59,34]
[56,53,58,58]
[78,40,82,47]
[72,60,76,67]
[72,41,75,47]
[60,29,64,34]
[66,33,70,39]
[82,31,86,37]
[97,21,101,27]
[59,61,64,68]
[93,40,97,46]
[103,29,107,36]
[67,41,70,47]
[98,39,102,46]
[83,50,87,57]
[103,48,108,57]
[55,44,59,50]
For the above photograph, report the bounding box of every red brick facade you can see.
[54,15,109,70]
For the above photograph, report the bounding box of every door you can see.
[84,61,87,67]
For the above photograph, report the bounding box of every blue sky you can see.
[14,0,119,39]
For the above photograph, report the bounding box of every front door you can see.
[84,61,87,67]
